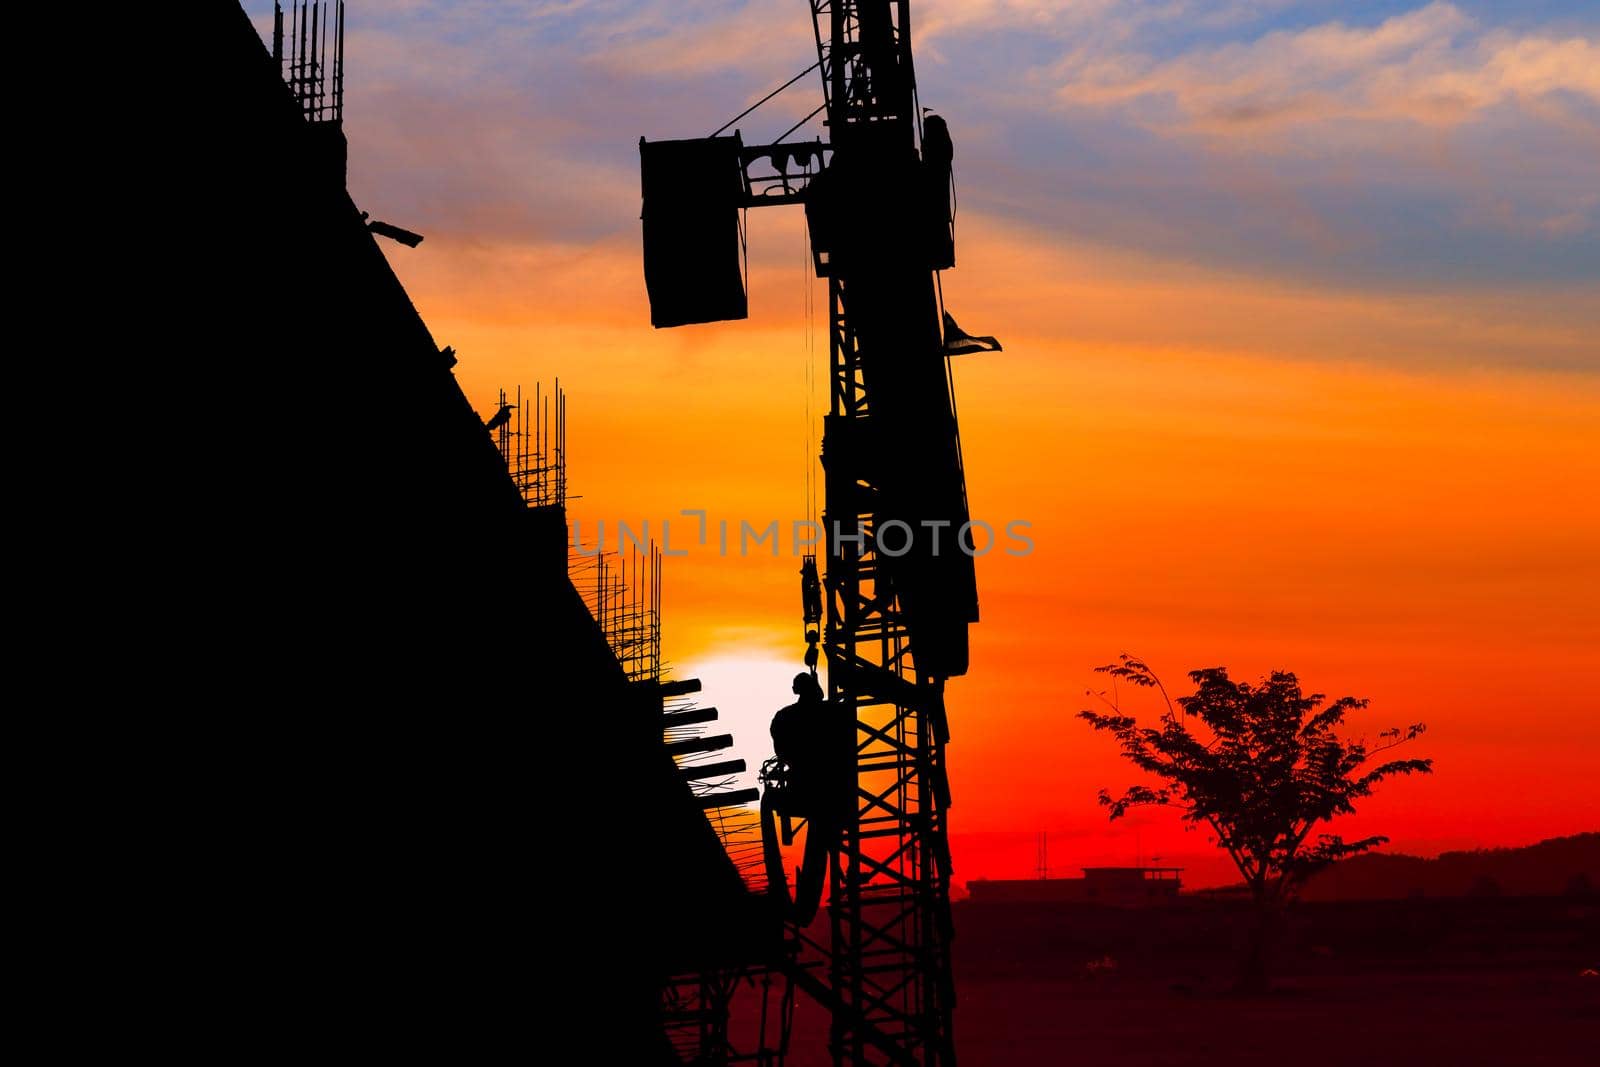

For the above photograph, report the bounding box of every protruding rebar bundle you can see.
[274,2,345,124]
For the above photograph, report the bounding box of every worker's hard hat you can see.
[792,672,822,700]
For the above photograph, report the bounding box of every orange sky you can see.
[383,206,1600,886]
[248,0,1600,888]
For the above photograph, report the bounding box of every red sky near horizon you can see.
[246,1,1599,887]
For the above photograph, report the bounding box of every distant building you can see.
[967,867,1183,906]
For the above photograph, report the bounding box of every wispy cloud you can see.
[1047,2,1600,133]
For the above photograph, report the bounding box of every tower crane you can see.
[641,5,991,1063]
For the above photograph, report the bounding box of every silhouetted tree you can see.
[1079,655,1432,991]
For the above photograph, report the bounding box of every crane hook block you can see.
[801,555,823,626]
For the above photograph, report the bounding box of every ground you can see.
[954,969,1595,1066]
[764,895,1598,1064]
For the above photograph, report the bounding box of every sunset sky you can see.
[247,2,1598,886]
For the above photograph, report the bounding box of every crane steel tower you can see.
[641,4,985,1063]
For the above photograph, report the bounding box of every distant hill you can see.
[1298,833,1598,902]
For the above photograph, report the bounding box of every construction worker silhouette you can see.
[763,671,849,923]
[770,672,823,781]
[770,672,852,820]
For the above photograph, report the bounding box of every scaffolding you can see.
[662,966,795,1067]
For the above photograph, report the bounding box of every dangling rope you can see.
[803,160,817,530]
[809,164,819,529]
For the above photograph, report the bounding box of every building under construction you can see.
[160,4,990,1063]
